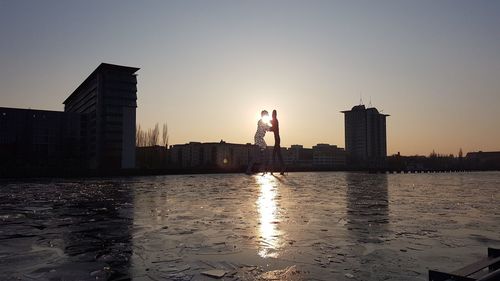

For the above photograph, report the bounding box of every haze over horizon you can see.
[1,1,499,156]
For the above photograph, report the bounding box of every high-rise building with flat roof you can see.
[0,63,139,174]
[64,63,139,169]
[342,105,389,167]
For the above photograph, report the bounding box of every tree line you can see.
[136,122,169,148]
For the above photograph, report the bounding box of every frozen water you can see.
[0,172,499,280]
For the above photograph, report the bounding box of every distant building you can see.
[168,141,258,170]
[465,151,500,170]
[285,145,313,167]
[167,141,348,171]
[0,63,139,173]
[312,144,346,168]
[136,145,168,169]
[342,104,389,168]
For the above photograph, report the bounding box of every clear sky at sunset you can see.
[1,1,499,155]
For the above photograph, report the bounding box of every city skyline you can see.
[1,1,500,155]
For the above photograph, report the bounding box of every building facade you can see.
[63,63,139,169]
[166,141,348,171]
[284,145,313,167]
[465,151,500,170]
[0,63,139,173]
[312,143,346,168]
[168,141,258,170]
[342,105,389,168]
[0,107,81,170]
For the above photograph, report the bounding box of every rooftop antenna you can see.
[368,96,372,108]
[359,92,363,105]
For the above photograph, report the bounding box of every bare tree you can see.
[136,124,144,147]
[147,128,152,146]
[136,122,166,147]
[136,124,140,146]
[152,123,159,146]
[162,122,169,148]
[136,125,149,147]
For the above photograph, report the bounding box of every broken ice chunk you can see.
[201,269,226,278]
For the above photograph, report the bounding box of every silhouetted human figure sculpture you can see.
[246,110,271,175]
[270,110,285,175]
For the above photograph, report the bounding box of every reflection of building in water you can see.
[345,173,389,242]
[62,183,134,278]
[255,175,282,258]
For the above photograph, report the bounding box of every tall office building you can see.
[0,63,139,174]
[342,105,389,167]
[64,63,139,169]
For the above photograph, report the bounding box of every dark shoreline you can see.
[0,167,495,180]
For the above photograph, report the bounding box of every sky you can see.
[1,0,499,155]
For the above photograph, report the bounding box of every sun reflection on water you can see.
[256,174,281,258]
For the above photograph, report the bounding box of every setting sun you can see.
[262,114,272,126]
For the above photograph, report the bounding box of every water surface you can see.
[1,172,499,280]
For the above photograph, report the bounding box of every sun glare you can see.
[262,114,271,126]
[256,174,282,258]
